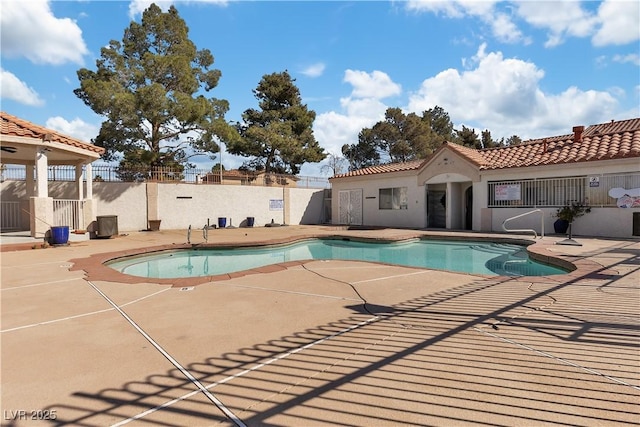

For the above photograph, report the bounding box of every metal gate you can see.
[53,199,83,230]
[0,201,21,230]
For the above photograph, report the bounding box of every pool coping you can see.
[68,232,611,288]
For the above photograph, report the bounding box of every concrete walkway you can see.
[1,226,639,426]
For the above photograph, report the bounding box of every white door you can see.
[338,189,363,225]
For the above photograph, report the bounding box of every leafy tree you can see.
[456,125,481,148]
[227,71,325,175]
[481,129,502,149]
[505,135,523,145]
[342,107,436,168]
[422,106,455,146]
[211,163,226,172]
[373,108,433,162]
[74,4,236,176]
[342,129,380,171]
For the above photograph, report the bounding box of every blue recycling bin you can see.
[51,226,70,245]
[218,217,227,228]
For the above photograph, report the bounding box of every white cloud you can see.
[405,1,528,44]
[128,0,173,18]
[128,0,229,18]
[405,1,497,18]
[45,116,99,143]
[406,44,618,140]
[613,53,640,66]
[0,0,88,65]
[300,63,326,78]
[405,1,468,18]
[516,1,599,48]
[305,43,631,174]
[313,112,373,160]
[305,70,399,173]
[593,0,640,46]
[344,70,401,99]
[0,68,45,107]
[313,97,388,158]
[408,0,638,48]
[491,12,530,45]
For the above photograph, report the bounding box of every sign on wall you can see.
[494,184,521,201]
[269,199,283,211]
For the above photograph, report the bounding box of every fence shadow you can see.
[45,252,640,426]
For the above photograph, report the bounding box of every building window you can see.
[379,187,408,210]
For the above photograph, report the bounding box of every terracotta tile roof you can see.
[478,117,640,169]
[331,158,426,179]
[332,117,640,178]
[0,111,105,155]
[442,142,490,167]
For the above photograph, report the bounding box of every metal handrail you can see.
[501,209,544,239]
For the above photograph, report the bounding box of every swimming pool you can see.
[106,238,567,278]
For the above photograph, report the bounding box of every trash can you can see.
[50,226,69,245]
[96,215,118,238]
[218,217,227,228]
[246,216,255,227]
[633,212,640,236]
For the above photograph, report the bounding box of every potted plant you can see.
[554,201,591,236]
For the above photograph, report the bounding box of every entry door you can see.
[339,189,362,225]
[427,190,446,228]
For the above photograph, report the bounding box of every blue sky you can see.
[1,0,639,176]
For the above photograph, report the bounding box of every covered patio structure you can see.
[0,112,104,238]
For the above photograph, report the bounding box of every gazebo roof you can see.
[0,111,104,165]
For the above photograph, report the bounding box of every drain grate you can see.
[179,287,194,292]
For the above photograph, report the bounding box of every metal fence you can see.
[1,164,331,189]
[488,173,640,208]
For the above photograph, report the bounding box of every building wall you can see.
[1,181,324,232]
[330,157,640,238]
[290,187,326,225]
[331,173,426,228]
[156,183,287,229]
[93,182,151,231]
[477,158,640,238]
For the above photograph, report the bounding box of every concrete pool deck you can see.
[1,226,639,426]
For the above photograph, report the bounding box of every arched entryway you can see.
[423,176,474,230]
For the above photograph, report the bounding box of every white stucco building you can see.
[330,118,640,238]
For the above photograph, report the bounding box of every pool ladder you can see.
[502,209,544,239]
[187,224,210,244]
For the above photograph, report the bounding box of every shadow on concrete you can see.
[44,245,640,426]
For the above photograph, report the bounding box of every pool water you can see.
[106,238,567,278]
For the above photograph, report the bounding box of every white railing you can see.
[53,199,83,230]
[501,209,544,239]
[1,201,21,230]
